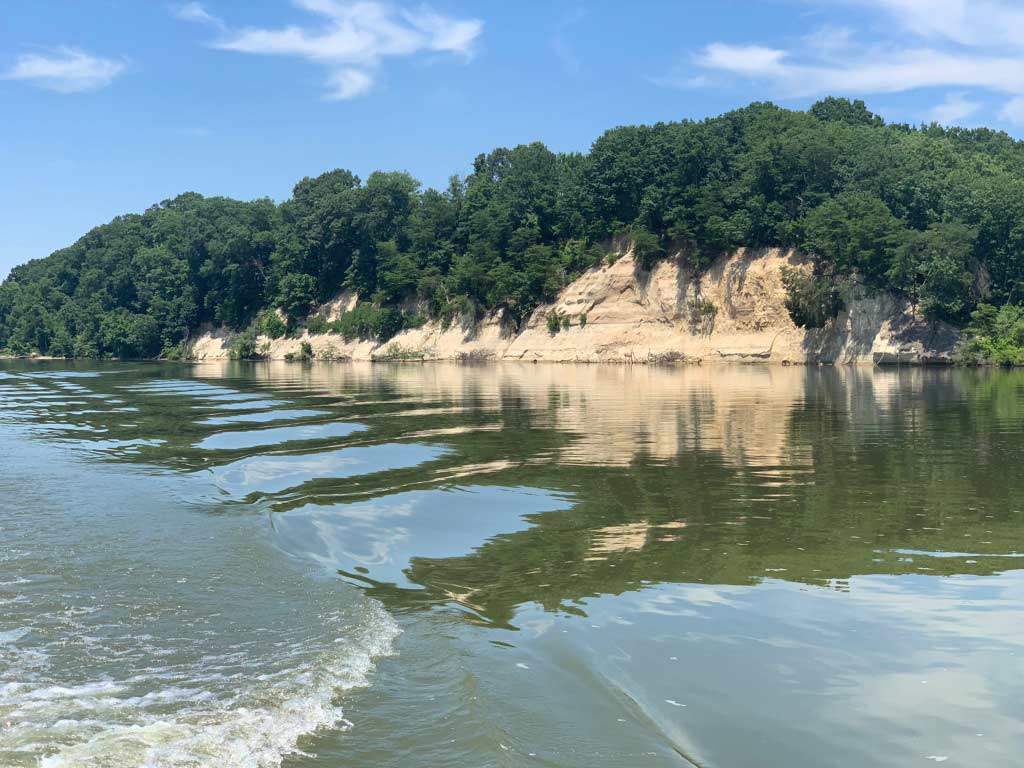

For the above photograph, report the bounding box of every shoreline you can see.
[3,353,1016,367]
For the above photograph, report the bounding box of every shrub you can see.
[229,327,261,360]
[546,312,562,334]
[956,303,1024,366]
[373,343,425,361]
[259,309,287,339]
[561,314,571,331]
[688,297,718,333]
[305,315,329,335]
[780,267,845,329]
[160,341,186,361]
[579,313,588,328]
[440,294,478,330]
[332,304,405,342]
[631,226,665,271]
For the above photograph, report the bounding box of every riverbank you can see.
[188,248,960,365]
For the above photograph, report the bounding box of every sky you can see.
[5,0,1024,279]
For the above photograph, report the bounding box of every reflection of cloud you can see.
[587,572,1024,765]
[844,572,1024,644]
[208,443,445,496]
[274,485,571,587]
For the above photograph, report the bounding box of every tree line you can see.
[3,97,1024,360]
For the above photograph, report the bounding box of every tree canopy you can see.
[4,98,1024,358]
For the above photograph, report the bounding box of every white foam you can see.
[10,602,400,768]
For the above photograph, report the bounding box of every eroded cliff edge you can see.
[188,249,960,364]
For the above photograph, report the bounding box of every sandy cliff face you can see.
[187,249,959,364]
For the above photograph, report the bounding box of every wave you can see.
[4,601,400,768]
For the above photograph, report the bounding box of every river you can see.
[1,361,1022,767]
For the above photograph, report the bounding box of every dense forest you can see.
[3,98,1024,361]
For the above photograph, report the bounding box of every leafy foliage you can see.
[781,267,847,329]
[4,98,1024,358]
[956,304,1024,365]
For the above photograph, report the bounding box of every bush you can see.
[284,342,313,362]
[688,297,718,333]
[305,315,329,335]
[780,267,845,329]
[160,341,186,361]
[546,312,562,334]
[956,303,1024,365]
[440,294,478,331]
[229,327,261,360]
[332,304,404,342]
[561,314,571,331]
[373,342,426,361]
[631,226,665,271]
[579,313,588,327]
[259,309,287,339]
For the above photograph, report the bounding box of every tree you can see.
[4,98,1024,363]
[277,273,317,321]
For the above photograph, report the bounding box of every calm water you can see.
[1,361,1022,767]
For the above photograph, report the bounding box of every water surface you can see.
[1,361,1022,767]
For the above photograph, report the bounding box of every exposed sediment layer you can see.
[188,249,959,365]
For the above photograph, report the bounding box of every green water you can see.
[1,361,1022,767]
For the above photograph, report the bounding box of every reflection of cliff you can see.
[196,361,950,471]
[188,249,960,364]
[5,361,1023,628]
[186,362,1024,627]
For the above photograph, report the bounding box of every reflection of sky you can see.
[207,443,447,497]
[500,571,1024,768]
[195,399,288,412]
[196,422,365,450]
[274,485,573,588]
[201,409,328,426]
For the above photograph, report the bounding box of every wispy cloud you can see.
[2,47,125,93]
[550,6,586,76]
[685,43,1024,97]
[999,96,1024,125]
[173,2,226,31]
[854,0,1024,48]
[660,0,1024,125]
[929,92,981,125]
[177,0,483,100]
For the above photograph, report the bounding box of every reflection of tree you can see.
[5,359,1024,631]
[377,448,1024,627]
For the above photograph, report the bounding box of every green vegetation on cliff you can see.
[3,98,1024,359]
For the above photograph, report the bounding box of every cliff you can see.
[187,249,960,365]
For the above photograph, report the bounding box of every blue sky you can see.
[4,0,1024,279]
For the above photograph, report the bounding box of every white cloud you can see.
[853,0,1024,48]
[188,0,483,100]
[2,47,124,93]
[325,67,373,99]
[687,43,1024,98]
[999,96,1024,125]
[929,92,981,125]
[696,43,789,79]
[174,2,226,30]
[801,25,856,56]
[665,0,1024,126]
